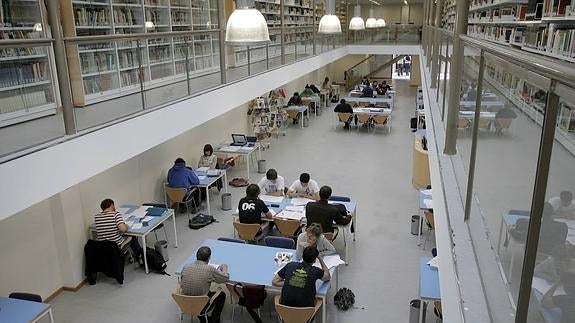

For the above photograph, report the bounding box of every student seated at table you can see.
[322,77,333,97]
[167,158,201,213]
[272,246,330,308]
[238,184,273,232]
[94,198,142,261]
[301,85,314,97]
[287,173,320,201]
[309,84,320,94]
[180,246,229,323]
[198,144,223,191]
[288,92,302,106]
[258,168,285,196]
[334,99,353,130]
[539,203,569,255]
[296,223,336,260]
[361,85,374,98]
[549,191,575,220]
[535,245,575,283]
[305,186,352,238]
[542,270,575,323]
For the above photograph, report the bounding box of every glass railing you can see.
[349,24,422,45]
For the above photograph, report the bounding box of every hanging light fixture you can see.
[376,18,386,27]
[225,0,270,46]
[365,8,377,28]
[33,23,43,32]
[349,4,365,30]
[318,0,341,34]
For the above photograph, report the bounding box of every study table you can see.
[343,96,394,107]
[232,196,357,263]
[214,143,261,180]
[0,296,54,323]
[90,205,178,274]
[176,239,337,323]
[302,95,321,116]
[319,89,330,110]
[286,105,309,128]
[195,169,228,215]
[419,256,441,323]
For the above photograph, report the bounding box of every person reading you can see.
[295,223,336,260]
[287,173,320,201]
[257,168,285,196]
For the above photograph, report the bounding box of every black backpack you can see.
[334,288,355,311]
[188,213,216,230]
[142,247,169,275]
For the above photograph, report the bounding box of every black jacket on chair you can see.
[84,239,125,285]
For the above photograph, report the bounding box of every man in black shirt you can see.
[306,186,352,238]
[287,92,303,106]
[238,184,273,225]
[361,85,374,98]
[334,99,354,129]
[272,246,330,308]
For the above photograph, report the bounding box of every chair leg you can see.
[162,225,168,242]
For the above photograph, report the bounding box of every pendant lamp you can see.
[226,0,270,45]
[318,0,341,34]
[376,18,386,27]
[365,9,377,28]
[349,5,365,30]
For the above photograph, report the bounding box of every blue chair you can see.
[329,196,351,202]
[265,236,295,249]
[9,292,42,303]
[218,237,246,244]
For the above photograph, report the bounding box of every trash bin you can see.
[221,193,232,210]
[411,215,422,235]
[303,117,309,127]
[258,159,266,173]
[409,299,427,323]
[154,240,169,262]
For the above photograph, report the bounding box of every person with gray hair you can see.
[180,246,229,323]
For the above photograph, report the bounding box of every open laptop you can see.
[230,134,247,146]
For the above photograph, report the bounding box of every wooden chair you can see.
[274,218,303,239]
[233,220,266,243]
[476,118,492,131]
[164,183,199,221]
[171,287,223,322]
[225,282,244,322]
[337,113,353,130]
[372,115,389,133]
[274,295,322,323]
[458,118,470,130]
[356,114,372,130]
[287,109,300,122]
[495,118,513,135]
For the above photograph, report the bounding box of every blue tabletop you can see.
[195,170,225,186]
[257,197,357,216]
[0,297,50,323]
[176,239,332,295]
[532,288,561,323]
[286,105,308,112]
[502,210,530,226]
[420,256,441,300]
[121,204,172,235]
[343,96,393,103]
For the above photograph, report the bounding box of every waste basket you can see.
[411,215,422,235]
[409,299,427,323]
[221,193,232,210]
[154,240,169,262]
[303,117,309,127]
[258,159,266,173]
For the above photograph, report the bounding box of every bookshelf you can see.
[62,0,219,107]
[0,0,58,127]
[463,0,575,65]
[441,0,456,31]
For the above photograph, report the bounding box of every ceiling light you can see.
[404,0,408,4]
[366,9,377,28]
[376,18,386,27]
[318,0,341,34]
[349,5,365,30]
[225,0,270,46]
[145,21,155,29]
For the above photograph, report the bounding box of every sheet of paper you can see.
[209,263,220,269]
[196,167,210,173]
[219,145,241,152]
[291,198,314,206]
[427,256,439,270]
[285,205,305,212]
[313,254,345,269]
[260,195,285,204]
[131,223,143,230]
[198,175,207,180]
[275,210,304,221]
[423,199,433,209]
[131,207,150,218]
[532,277,566,296]
[117,207,131,215]
[142,216,154,222]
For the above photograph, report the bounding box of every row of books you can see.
[171,10,190,23]
[74,7,110,26]
[0,30,36,40]
[468,6,520,22]
[84,75,117,95]
[0,91,49,113]
[120,69,141,87]
[81,52,116,74]
[0,3,40,26]
[118,50,139,68]
[148,46,171,62]
[0,63,48,88]
[145,9,168,25]
[524,24,575,57]
[0,47,45,58]
[113,8,139,25]
[150,64,174,79]
[145,0,169,6]
[542,0,575,17]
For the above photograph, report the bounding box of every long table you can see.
[214,143,261,180]
[176,239,336,323]
[343,96,394,107]
[419,256,441,323]
[232,196,357,263]
[286,105,309,128]
[195,169,228,215]
[0,296,54,323]
[302,95,321,116]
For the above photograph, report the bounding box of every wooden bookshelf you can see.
[61,0,219,106]
[0,0,58,127]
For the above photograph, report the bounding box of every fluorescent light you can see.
[145,21,155,29]
[369,0,381,5]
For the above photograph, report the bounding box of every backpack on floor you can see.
[334,288,355,311]
[229,178,249,187]
[142,247,169,275]
[188,213,216,230]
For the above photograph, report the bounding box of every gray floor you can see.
[48,79,437,323]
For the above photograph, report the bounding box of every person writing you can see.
[257,168,285,196]
[272,247,330,308]
[306,186,352,238]
[287,173,320,201]
[287,92,303,106]
[94,198,142,259]
[295,223,336,260]
[238,184,273,234]
[180,246,229,323]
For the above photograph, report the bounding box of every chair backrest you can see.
[477,118,491,129]
[225,282,244,305]
[356,114,371,123]
[233,221,262,241]
[372,115,388,125]
[323,231,336,241]
[171,293,210,316]
[217,237,246,244]
[9,292,42,303]
[458,118,470,129]
[274,295,318,323]
[337,113,352,123]
[497,118,513,129]
[164,183,188,204]
[424,211,435,229]
[265,236,295,249]
[329,196,351,202]
[287,110,300,119]
[274,218,302,238]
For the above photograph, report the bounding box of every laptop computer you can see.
[246,136,257,147]
[230,134,247,146]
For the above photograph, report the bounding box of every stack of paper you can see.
[260,195,284,204]
[131,206,151,219]
[532,277,566,296]
[276,211,304,221]
[291,198,314,206]
[427,256,439,270]
[198,175,207,180]
[131,223,143,230]
[313,254,346,269]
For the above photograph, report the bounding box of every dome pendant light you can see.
[365,8,377,28]
[318,0,341,34]
[225,0,270,46]
[349,4,365,30]
[376,18,386,27]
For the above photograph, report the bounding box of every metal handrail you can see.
[63,29,221,44]
[0,38,54,48]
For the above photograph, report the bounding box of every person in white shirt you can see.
[549,191,575,219]
[287,173,320,201]
[257,168,285,196]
